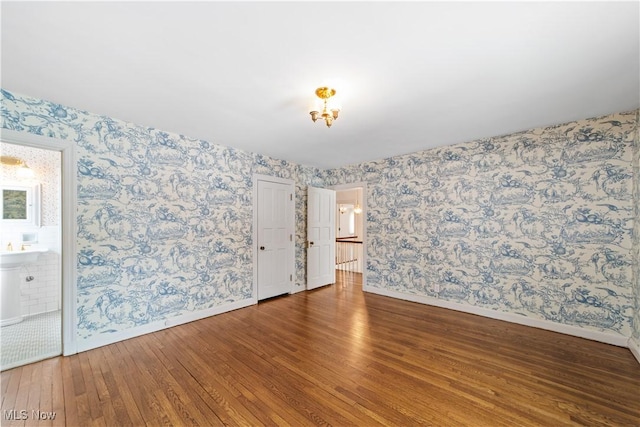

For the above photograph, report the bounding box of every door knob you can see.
[309,241,314,246]
[260,246,265,250]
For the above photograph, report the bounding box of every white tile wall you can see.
[1,225,62,317]
[18,250,60,316]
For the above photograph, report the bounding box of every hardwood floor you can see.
[2,271,639,426]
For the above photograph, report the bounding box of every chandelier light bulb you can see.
[354,188,362,214]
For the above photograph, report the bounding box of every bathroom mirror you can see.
[1,182,41,227]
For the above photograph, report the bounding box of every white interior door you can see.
[257,179,294,300]
[307,186,336,290]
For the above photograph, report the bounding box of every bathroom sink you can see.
[0,249,48,269]
[1,249,49,326]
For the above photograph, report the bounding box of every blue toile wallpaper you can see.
[633,110,640,342]
[1,87,638,343]
[1,89,322,340]
[325,111,639,337]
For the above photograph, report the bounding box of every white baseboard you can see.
[629,336,640,365]
[291,283,306,294]
[363,285,629,348]
[77,297,256,353]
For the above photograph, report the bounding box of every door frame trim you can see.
[252,174,295,301]
[331,182,367,290]
[1,128,78,356]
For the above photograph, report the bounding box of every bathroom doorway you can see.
[0,141,62,370]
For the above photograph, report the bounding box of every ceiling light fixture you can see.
[353,188,362,214]
[1,156,34,178]
[309,87,340,128]
[353,203,362,215]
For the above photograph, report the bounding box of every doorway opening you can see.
[0,142,62,370]
[333,183,367,289]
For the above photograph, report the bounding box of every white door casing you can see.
[306,186,336,290]
[0,129,78,356]
[255,176,294,300]
[332,182,367,283]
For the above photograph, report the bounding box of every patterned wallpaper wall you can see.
[1,89,320,340]
[1,88,638,343]
[633,110,640,341]
[326,111,638,337]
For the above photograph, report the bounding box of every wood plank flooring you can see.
[2,271,639,426]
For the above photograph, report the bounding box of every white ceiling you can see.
[2,1,639,169]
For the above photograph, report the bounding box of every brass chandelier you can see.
[309,87,340,128]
